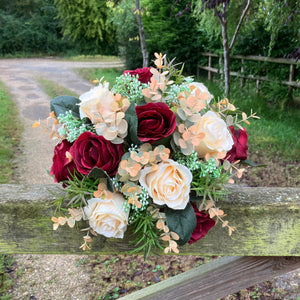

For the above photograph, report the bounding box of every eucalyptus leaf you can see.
[50,95,81,119]
[124,101,141,146]
[165,202,196,246]
[87,167,114,193]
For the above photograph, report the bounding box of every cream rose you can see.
[84,193,129,239]
[79,82,115,124]
[139,159,192,210]
[194,111,234,158]
[189,82,213,103]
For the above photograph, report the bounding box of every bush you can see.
[142,0,201,74]
[0,7,74,56]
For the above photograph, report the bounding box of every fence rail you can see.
[197,52,300,92]
[1,184,300,299]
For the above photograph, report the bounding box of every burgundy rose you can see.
[136,102,176,144]
[225,125,248,163]
[50,139,77,183]
[69,132,124,176]
[123,67,152,84]
[188,203,216,245]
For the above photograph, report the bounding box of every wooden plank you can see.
[0,184,299,255]
[197,65,219,74]
[121,256,300,300]
[200,52,300,65]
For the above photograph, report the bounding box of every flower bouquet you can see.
[34,53,258,258]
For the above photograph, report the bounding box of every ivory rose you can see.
[79,82,115,124]
[84,193,129,239]
[139,159,192,210]
[188,82,213,103]
[194,111,234,159]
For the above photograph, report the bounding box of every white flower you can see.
[188,82,213,103]
[194,111,234,159]
[84,193,129,239]
[79,82,115,124]
[139,159,192,210]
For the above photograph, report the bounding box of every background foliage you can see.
[0,0,299,107]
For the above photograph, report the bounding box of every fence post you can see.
[288,63,295,96]
[256,79,260,93]
[241,59,245,87]
[219,56,223,81]
[208,54,213,81]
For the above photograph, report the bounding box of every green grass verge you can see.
[37,78,79,98]
[0,82,23,183]
[76,68,124,88]
[63,55,121,62]
[196,77,300,162]
[0,254,14,299]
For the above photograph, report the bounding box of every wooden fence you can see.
[197,52,300,95]
[1,184,300,299]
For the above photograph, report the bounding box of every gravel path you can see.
[0,58,123,184]
[0,58,299,299]
[0,58,124,299]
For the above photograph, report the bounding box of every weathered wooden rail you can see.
[1,184,300,299]
[197,52,300,97]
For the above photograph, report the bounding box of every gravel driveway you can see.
[0,58,123,184]
[0,58,125,299]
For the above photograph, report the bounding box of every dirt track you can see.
[0,58,123,184]
[0,58,125,299]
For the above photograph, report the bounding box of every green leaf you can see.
[152,135,172,148]
[241,160,267,168]
[50,95,81,119]
[165,202,196,246]
[124,101,141,146]
[87,167,114,193]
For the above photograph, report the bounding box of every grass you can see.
[0,82,23,183]
[37,78,79,98]
[0,254,15,299]
[196,76,300,162]
[76,68,124,88]
[0,82,22,299]
[63,55,122,62]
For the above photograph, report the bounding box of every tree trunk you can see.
[135,0,149,67]
[218,3,230,98]
[222,23,230,97]
[215,0,251,98]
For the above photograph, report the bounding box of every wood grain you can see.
[121,256,300,300]
[0,184,299,255]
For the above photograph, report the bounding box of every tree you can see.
[108,0,144,68]
[194,0,251,97]
[143,0,201,74]
[54,0,116,54]
[135,0,149,67]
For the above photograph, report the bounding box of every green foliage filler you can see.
[165,203,196,246]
